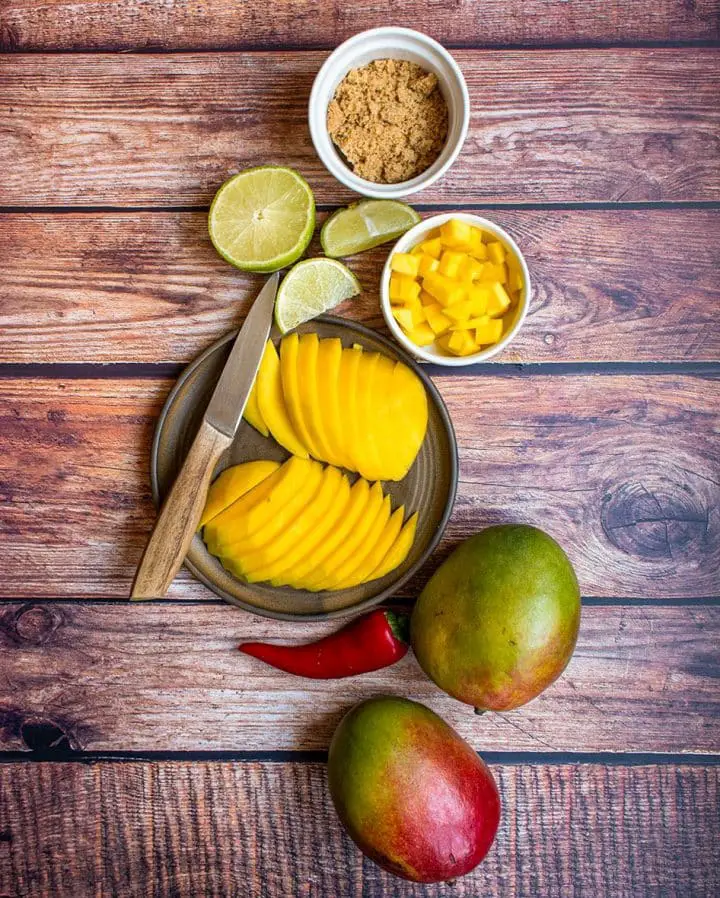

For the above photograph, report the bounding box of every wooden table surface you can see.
[1,3,719,896]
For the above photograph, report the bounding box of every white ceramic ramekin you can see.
[380,213,532,366]
[309,27,469,199]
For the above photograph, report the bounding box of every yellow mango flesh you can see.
[256,341,308,458]
[270,469,351,586]
[386,361,428,480]
[315,337,347,469]
[239,466,346,583]
[204,457,319,556]
[242,379,269,437]
[355,352,383,480]
[368,512,418,581]
[294,478,370,588]
[280,333,321,459]
[200,460,279,529]
[340,345,364,474]
[296,333,341,467]
[334,504,405,589]
[388,219,524,357]
[305,481,384,591]
[322,494,391,590]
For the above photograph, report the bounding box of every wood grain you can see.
[0,760,717,897]
[1,209,718,364]
[0,601,718,752]
[0,374,716,600]
[2,50,719,206]
[2,0,719,51]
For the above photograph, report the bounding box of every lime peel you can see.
[275,258,361,334]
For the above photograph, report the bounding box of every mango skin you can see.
[328,696,500,883]
[411,525,581,711]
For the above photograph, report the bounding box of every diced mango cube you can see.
[475,318,503,345]
[458,256,485,282]
[440,219,474,250]
[422,272,465,307]
[415,237,443,259]
[448,329,478,356]
[468,285,490,316]
[477,263,508,284]
[392,307,415,333]
[407,322,436,347]
[418,254,440,278]
[391,253,421,278]
[419,289,436,306]
[390,273,421,303]
[469,229,487,259]
[425,303,452,335]
[486,241,506,264]
[487,282,511,318]
[438,250,466,279]
[444,299,474,323]
[451,316,493,331]
[405,296,426,327]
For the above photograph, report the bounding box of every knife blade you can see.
[204,271,279,437]
[131,271,279,599]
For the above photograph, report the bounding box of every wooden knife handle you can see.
[131,419,232,599]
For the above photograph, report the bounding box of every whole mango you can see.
[328,696,500,883]
[411,525,581,711]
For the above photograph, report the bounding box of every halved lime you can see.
[208,166,315,272]
[320,199,421,258]
[275,258,361,333]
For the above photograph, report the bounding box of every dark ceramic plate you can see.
[151,316,458,620]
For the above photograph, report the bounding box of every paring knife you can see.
[131,272,279,599]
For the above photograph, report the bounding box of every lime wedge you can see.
[208,166,315,272]
[275,259,361,333]
[320,200,421,258]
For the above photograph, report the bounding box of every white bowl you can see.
[380,213,532,366]
[309,27,469,199]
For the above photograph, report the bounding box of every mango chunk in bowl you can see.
[381,213,530,365]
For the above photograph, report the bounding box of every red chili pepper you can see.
[238,608,410,679]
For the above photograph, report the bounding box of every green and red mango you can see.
[328,696,500,883]
[411,524,581,711]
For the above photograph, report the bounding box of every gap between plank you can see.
[1,362,718,380]
[0,749,717,765]
[4,39,720,55]
[2,201,720,214]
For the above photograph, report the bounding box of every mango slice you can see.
[355,351,382,480]
[305,481,384,591]
[200,460,279,529]
[280,333,321,459]
[242,379,269,437]
[339,345,363,475]
[239,466,345,583]
[316,337,350,470]
[368,512,418,581]
[326,495,392,590]
[334,503,404,589]
[270,468,351,587]
[367,353,399,482]
[386,361,428,480]
[256,341,308,458]
[205,457,319,556]
[293,478,371,588]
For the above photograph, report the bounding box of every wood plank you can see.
[1,209,718,364]
[0,761,718,897]
[2,50,719,206]
[0,374,716,600]
[0,601,718,752]
[2,0,719,52]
